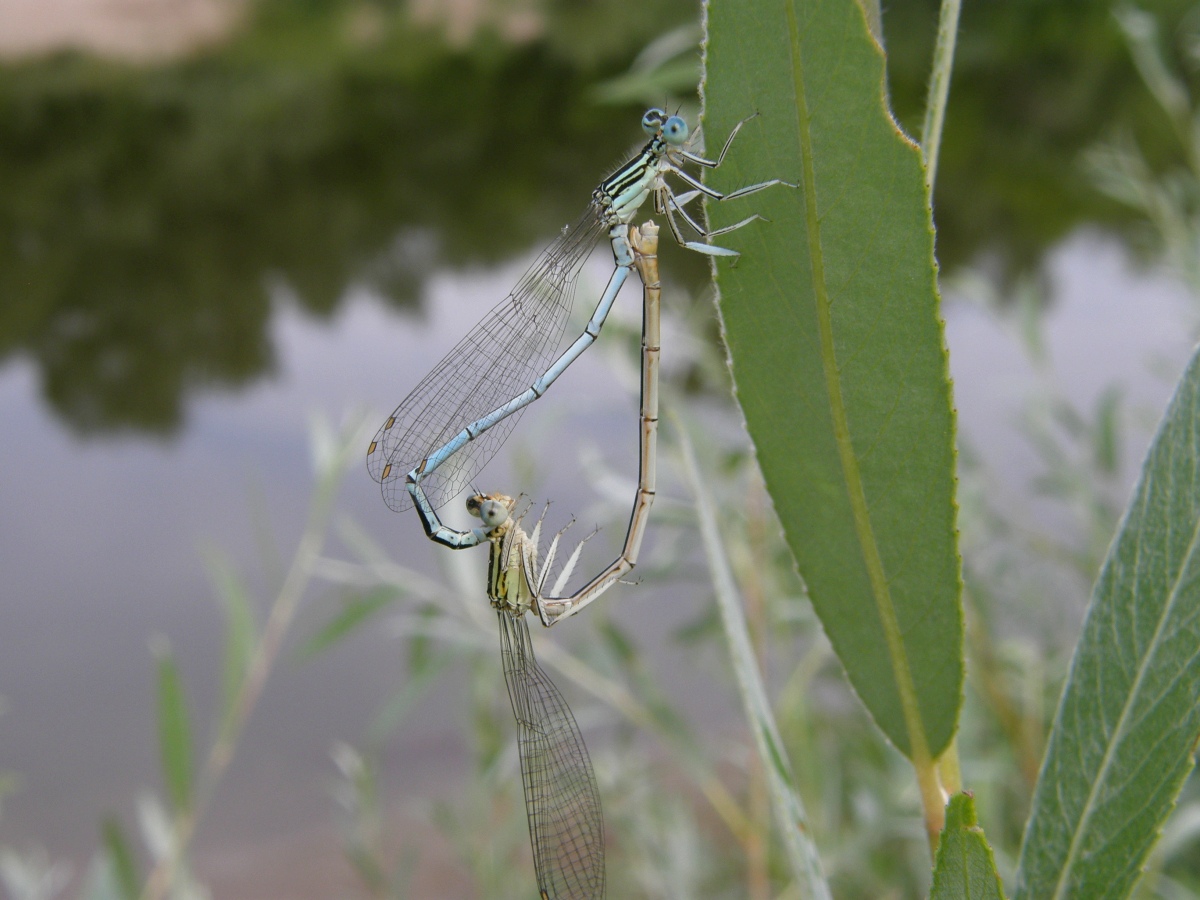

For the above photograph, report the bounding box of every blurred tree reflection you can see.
[884,0,1200,282]
[0,0,1193,433]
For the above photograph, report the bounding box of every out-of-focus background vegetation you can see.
[5,0,1189,437]
[4,0,1200,897]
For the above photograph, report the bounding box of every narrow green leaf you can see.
[1015,344,1200,899]
[703,0,963,758]
[596,617,637,665]
[296,587,396,661]
[206,552,256,727]
[406,604,442,676]
[99,817,139,900]
[930,793,1007,900]
[154,644,193,815]
[1093,387,1122,476]
[365,652,453,746]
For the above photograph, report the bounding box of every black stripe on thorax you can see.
[487,537,503,602]
[599,137,664,201]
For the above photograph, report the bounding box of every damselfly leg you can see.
[407,223,662,898]
[367,109,787,521]
[411,222,661,628]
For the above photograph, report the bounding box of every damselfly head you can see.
[466,492,515,529]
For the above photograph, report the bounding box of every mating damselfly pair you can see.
[368,108,789,898]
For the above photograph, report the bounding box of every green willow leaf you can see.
[930,793,1007,900]
[1015,344,1200,899]
[702,0,963,757]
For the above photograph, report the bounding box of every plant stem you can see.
[920,0,963,190]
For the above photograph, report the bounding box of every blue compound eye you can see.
[663,115,689,145]
[478,499,509,528]
[641,108,667,136]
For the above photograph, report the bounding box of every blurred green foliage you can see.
[883,0,1200,281]
[1,0,1197,437]
[0,0,694,433]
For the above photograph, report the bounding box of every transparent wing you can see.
[498,611,605,900]
[366,208,606,512]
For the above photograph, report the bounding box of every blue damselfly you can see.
[415,225,662,897]
[366,109,785,518]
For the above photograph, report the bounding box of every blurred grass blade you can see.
[365,652,453,746]
[77,859,123,900]
[0,849,71,900]
[1015,344,1200,899]
[930,794,1006,900]
[592,25,704,105]
[297,587,397,661]
[99,817,139,900]
[204,550,256,733]
[154,643,193,816]
[678,425,831,900]
[702,0,963,762]
[1093,387,1122,475]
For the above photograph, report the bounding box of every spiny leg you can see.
[677,112,761,168]
[665,187,766,238]
[670,162,794,203]
[662,203,743,258]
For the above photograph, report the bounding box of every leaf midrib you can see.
[784,0,931,766]
[1049,469,1200,899]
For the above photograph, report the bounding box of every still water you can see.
[0,227,683,893]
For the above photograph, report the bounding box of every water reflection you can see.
[1,0,1193,436]
[0,0,702,434]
